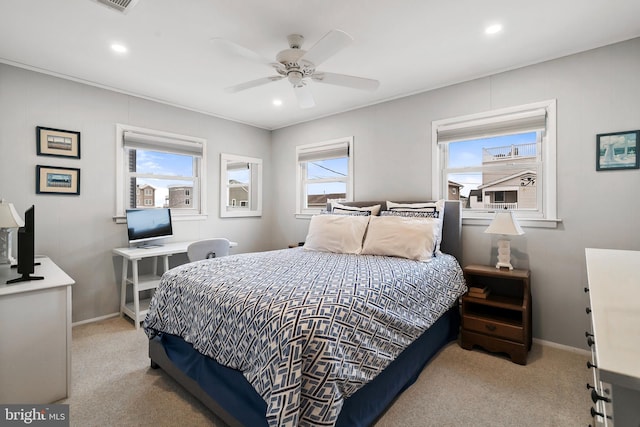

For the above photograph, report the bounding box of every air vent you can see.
[95,0,139,13]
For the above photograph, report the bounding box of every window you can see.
[296,137,353,216]
[432,100,557,225]
[220,153,262,217]
[115,124,206,220]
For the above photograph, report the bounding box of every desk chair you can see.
[187,238,231,262]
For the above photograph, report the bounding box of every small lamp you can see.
[484,210,524,270]
[0,199,25,265]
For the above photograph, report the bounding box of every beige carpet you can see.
[60,317,593,426]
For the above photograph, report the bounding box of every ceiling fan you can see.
[215,30,380,109]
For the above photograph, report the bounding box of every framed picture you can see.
[36,126,81,159]
[36,165,81,195]
[596,130,639,171]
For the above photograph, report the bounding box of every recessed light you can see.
[111,43,128,53]
[485,24,503,35]
[272,99,283,106]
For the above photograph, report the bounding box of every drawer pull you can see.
[585,331,593,338]
[485,324,497,332]
[590,407,612,420]
[586,307,592,314]
[587,383,610,394]
[591,389,611,404]
[586,361,597,369]
[584,287,589,293]
[587,336,595,347]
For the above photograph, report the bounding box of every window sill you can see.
[463,217,562,229]
[113,213,208,224]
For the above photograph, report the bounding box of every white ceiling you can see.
[1,0,639,130]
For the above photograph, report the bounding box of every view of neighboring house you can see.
[135,184,155,207]
[167,185,193,208]
[468,142,537,210]
[308,193,347,209]
[448,180,464,201]
[227,179,248,208]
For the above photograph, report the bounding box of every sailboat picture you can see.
[596,130,639,171]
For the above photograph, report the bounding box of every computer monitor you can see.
[7,205,43,284]
[126,208,173,247]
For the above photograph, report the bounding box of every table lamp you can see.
[484,210,524,270]
[0,199,25,265]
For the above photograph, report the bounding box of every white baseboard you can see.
[72,312,120,327]
[533,338,590,357]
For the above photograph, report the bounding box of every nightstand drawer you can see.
[463,314,523,342]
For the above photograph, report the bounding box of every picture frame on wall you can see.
[596,130,639,171]
[36,165,81,195]
[36,126,81,159]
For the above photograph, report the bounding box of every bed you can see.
[144,200,466,427]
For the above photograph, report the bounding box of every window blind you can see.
[297,141,349,162]
[226,162,250,171]
[437,108,547,143]
[123,131,203,156]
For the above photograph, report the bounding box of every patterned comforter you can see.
[144,248,466,427]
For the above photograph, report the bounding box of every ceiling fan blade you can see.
[300,30,353,67]
[211,38,285,72]
[311,72,380,91]
[293,84,315,109]
[225,76,284,93]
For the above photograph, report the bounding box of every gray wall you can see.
[271,38,640,349]
[0,64,272,322]
[2,38,639,347]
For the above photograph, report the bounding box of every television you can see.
[7,205,43,284]
[126,208,173,247]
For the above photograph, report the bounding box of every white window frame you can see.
[114,124,207,222]
[432,100,559,228]
[295,136,353,218]
[220,153,262,218]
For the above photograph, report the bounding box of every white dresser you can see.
[585,248,640,427]
[0,256,74,403]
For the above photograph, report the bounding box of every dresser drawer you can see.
[463,314,524,342]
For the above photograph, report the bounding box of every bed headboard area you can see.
[326,200,462,263]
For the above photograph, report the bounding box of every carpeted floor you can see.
[59,316,593,426]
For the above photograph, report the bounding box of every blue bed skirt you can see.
[154,306,459,426]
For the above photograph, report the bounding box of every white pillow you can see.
[331,201,381,216]
[361,215,438,261]
[386,200,445,253]
[303,214,371,254]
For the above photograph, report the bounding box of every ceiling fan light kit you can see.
[221,30,380,109]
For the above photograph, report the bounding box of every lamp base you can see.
[495,238,514,270]
[0,228,16,265]
[495,261,514,270]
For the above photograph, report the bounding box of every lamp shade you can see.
[0,199,24,228]
[484,211,524,236]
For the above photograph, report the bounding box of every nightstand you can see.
[460,264,532,365]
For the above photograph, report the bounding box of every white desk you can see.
[113,240,236,329]
[0,256,74,403]
[585,248,640,426]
